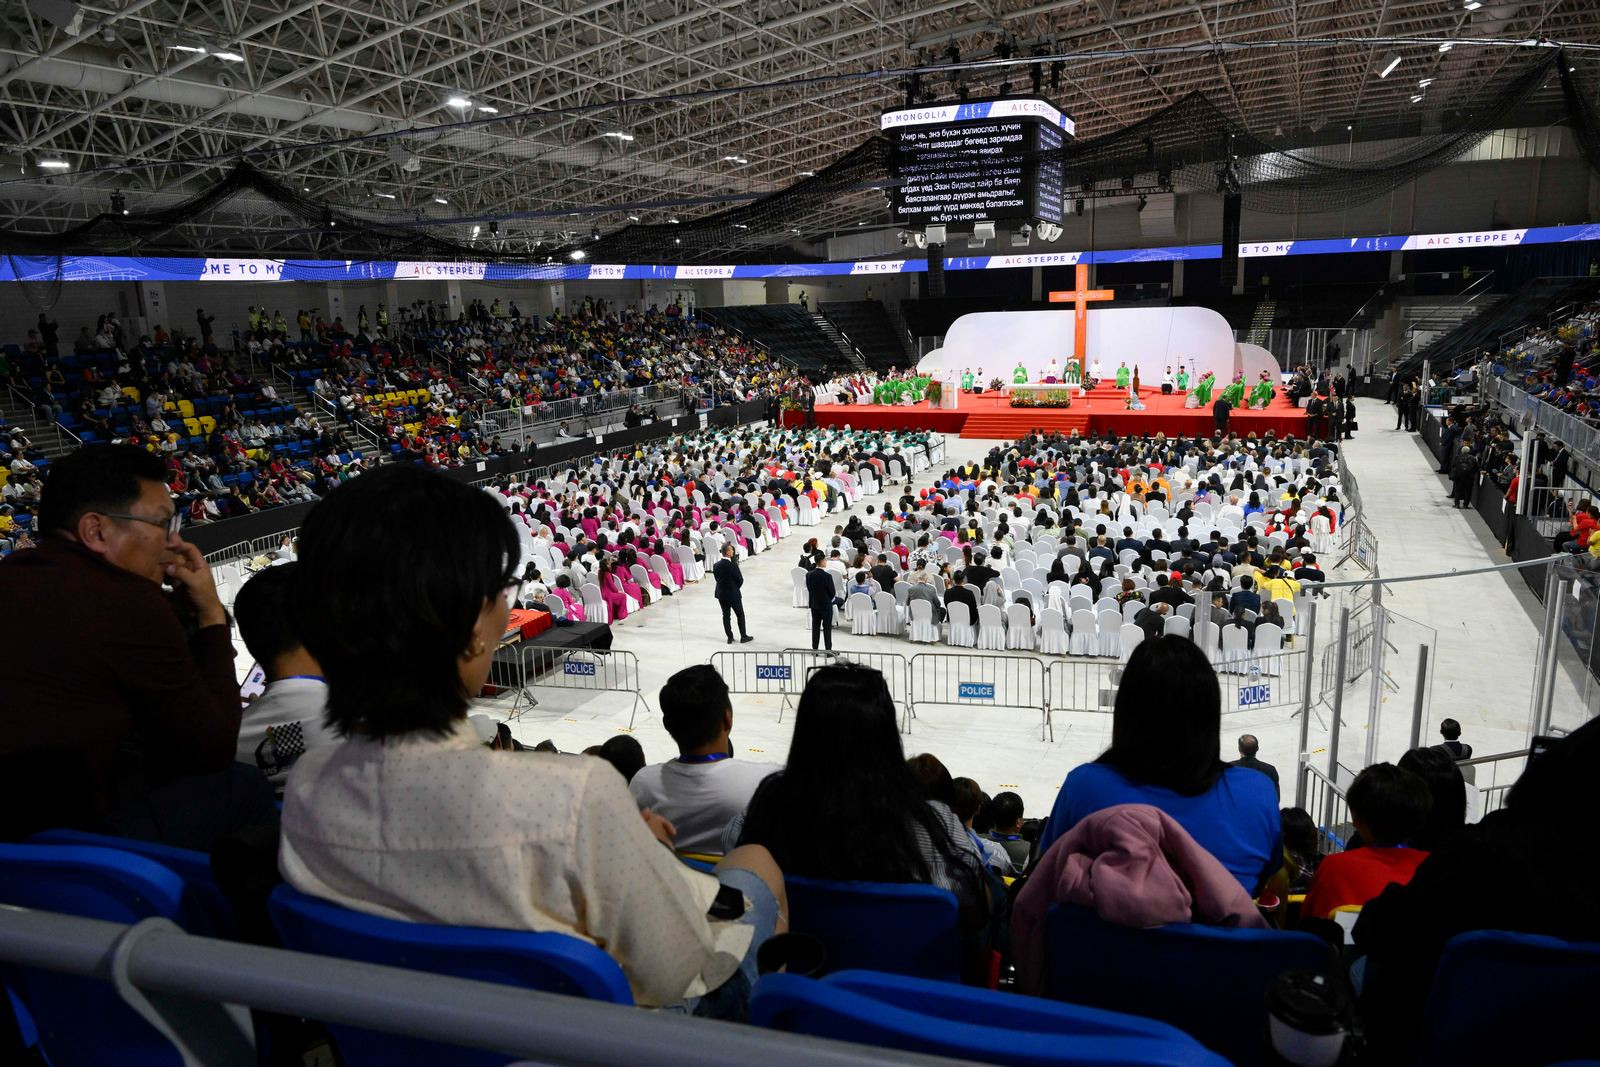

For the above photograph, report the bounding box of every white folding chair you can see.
[1121,600,1144,623]
[1069,609,1098,656]
[976,604,1007,650]
[1220,623,1251,667]
[1097,609,1123,657]
[1176,602,1196,621]
[1039,607,1070,654]
[908,599,940,643]
[791,567,809,608]
[982,582,1008,609]
[580,582,608,624]
[629,564,657,605]
[946,600,977,647]
[875,590,904,636]
[1005,603,1036,650]
[1120,623,1144,661]
[1163,615,1191,640]
[847,591,878,635]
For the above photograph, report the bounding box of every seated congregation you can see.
[0,439,1593,1066]
[789,428,1340,657]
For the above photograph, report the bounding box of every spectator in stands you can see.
[0,444,274,846]
[629,665,779,854]
[1229,734,1280,796]
[280,464,786,1014]
[595,735,647,784]
[983,791,1033,871]
[1302,762,1432,922]
[963,547,1000,592]
[1280,807,1321,893]
[1229,574,1262,614]
[232,563,337,785]
[944,569,978,620]
[1033,636,1281,894]
[1436,718,1473,761]
[1293,552,1326,583]
[1132,600,1169,641]
[1395,746,1467,852]
[729,663,988,924]
[1355,716,1600,1056]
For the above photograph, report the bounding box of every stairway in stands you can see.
[810,312,864,369]
[958,408,1091,439]
[1246,300,1277,345]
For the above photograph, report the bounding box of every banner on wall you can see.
[4,223,1597,284]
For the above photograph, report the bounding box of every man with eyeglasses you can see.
[0,444,274,847]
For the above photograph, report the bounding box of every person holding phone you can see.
[0,444,275,846]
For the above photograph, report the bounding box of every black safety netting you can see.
[0,49,1596,269]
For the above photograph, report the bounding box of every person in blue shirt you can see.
[1032,636,1281,894]
[1229,574,1263,615]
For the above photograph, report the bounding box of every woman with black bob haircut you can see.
[728,663,988,943]
[281,464,787,1015]
[1031,635,1281,894]
[290,463,521,739]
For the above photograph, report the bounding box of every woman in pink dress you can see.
[613,557,648,608]
[597,561,629,621]
[550,576,587,621]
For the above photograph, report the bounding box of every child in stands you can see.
[1301,763,1431,921]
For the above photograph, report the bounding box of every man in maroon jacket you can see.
[0,444,273,847]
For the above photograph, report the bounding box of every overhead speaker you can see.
[1220,192,1242,285]
[926,242,945,298]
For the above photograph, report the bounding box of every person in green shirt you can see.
[1013,362,1029,385]
[1176,366,1191,391]
[1249,374,1275,409]
[961,369,974,392]
[1064,360,1082,386]
[1115,363,1131,389]
[1193,373,1216,405]
[1222,375,1246,408]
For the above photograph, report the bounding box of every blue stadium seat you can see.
[783,874,960,980]
[1418,930,1600,1067]
[750,970,1233,1066]
[268,883,632,1066]
[26,828,235,937]
[0,842,216,1066]
[1044,904,1333,1067]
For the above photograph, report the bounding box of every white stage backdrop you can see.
[917,307,1280,383]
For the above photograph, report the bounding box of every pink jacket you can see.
[1012,804,1266,994]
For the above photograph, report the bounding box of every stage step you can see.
[958,408,1092,439]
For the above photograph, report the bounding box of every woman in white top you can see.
[281,464,786,1014]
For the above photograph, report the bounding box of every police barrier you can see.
[785,649,913,732]
[1214,648,1309,715]
[710,649,913,728]
[908,653,1052,741]
[489,645,650,727]
[1047,660,1121,717]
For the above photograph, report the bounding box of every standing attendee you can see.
[1435,718,1472,760]
[0,444,273,846]
[804,555,842,651]
[1228,734,1280,797]
[629,665,779,853]
[1449,445,1479,509]
[712,544,753,644]
[1212,394,1233,437]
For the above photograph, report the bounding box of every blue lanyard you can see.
[678,753,730,764]
[283,674,326,683]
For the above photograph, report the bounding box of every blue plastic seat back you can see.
[1419,930,1600,1067]
[1045,903,1333,1067]
[27,829,235,938]
[0,843,196,1067]
[268,883,632,1067]
[783,874,960,981]
[751,970,1233,1067]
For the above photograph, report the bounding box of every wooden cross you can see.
[1047,262,1115,376]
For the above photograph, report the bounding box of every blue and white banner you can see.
[5,222,1596,285]
[880,98,1076,137]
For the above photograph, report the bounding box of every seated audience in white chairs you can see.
[281,464,787,1015]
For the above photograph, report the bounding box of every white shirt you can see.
[629,757,780,854]
[237,677,338,779]
[280,719,750,1006]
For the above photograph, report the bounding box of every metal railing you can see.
[1364,271,1500,377]
[1300,763,1353,854]
[0,908,955,1067]
[1488,375,1600,465]
[908,652,1052,741]
[489,646,650,727]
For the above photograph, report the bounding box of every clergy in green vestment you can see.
[961,369,974,391]
[1176,368,1191,391]
[1249,376,1275,409]
[1114,363,1131,389]
[1222,376,1246,407]
[1013,362,1029,385]
[1193,373,1216,404]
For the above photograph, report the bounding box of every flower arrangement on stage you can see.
[925,380,943,405]
[988,377,1005,393]
[1010,389,1074,409]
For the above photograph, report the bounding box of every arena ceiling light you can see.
[212,51,245,62]
[1410,94,1425,104]
[797,170,816,177]
[476,105,499,114]
[373,191,397,199]
[168,44,208,53]
[626,215,640,222]
[603,131,635,141]
[433,195,449,204]
[37,159,71,169]
[445,96,473,109]
[1378,54,1403,78]
[1439,42,1455,52]
[570,249,587,260]
[1463,1,1481,9]
[1418,78,1435,87]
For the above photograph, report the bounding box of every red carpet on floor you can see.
[790,386,1310,439]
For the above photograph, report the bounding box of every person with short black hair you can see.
[597,735,647,784]
[630,665,779,853]
[280,464,787,1013]
[1436,718,1472,760]
[0,444,271,846]
[804,554,842,650]
[233,563,337,783]
[983,791,1032,871]
[1302,762,1432,920]
[712,543,753,645]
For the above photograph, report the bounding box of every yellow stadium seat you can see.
[163,401,177,413]
[121,386,141,403]
[178,400,195,418]
[183,418,202,436]
[198,416,217,434]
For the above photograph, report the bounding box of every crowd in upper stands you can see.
[1492,300,1600,418]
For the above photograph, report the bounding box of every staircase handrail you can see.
[1366,270,1498,374]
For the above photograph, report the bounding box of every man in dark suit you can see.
[1229,574,1262,615]
[1294,553,1327,583]
[1213,394,1233,436]
[1132,602,1169,642]
[1230,734,1279,796]
[1437,718,1472,760]
[804,557,842,650]
[944,570,979,622]
[870,553,898,595]
[1147,573,1192,609]
[1113,526,1142,556]
[963,549,1000,592]
[712,544,753,644]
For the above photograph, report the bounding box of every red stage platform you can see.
[791,386,1310,439]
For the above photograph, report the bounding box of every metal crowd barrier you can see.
[1213,648,1310,715]
[785,649,914,729]
[709,649,913,727]
[489,646,650,727]
[1047,660,1120,717]
[908,653,1053,742]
